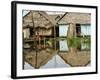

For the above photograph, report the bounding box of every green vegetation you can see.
[67,37,81,48]
[67,37,91,49]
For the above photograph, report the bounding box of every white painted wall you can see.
[81,24,91,36]
[23,28,30,38]
[0,0,99,80]
[59,25,69,36]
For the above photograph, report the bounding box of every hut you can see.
[23,11,57,49]
[23,11,57,38]
[57,12,91,38]
[23,11,91,50]
[23,11,91,38]
[23,11,91,68]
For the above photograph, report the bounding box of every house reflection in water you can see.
[23,10,91,69]
[24,39,70,69]
[24,38,90,69]
[59,39,69,51]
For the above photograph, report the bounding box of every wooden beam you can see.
[57,12,68,23]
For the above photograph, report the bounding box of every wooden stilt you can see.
[54,25,56,50]
[44,37,45,48]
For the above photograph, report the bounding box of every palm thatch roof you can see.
[23,11,57,29]
[58,12,91,24]
[23,11,91,29]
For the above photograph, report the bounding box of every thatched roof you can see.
[23,11,56,29]
[58,12,91,24]
[23,11,91,29]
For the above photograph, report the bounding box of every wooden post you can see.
[74,24,77,37]
[44,37,45,48]
[35,50,38,69]
[31,11,38,69]
[67,23,76,38]
[39,36,40,48]
[31,11,36,49]
[54,25,56,50]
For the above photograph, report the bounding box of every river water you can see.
[24,38,90,69]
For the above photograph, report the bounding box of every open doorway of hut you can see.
[56,26,59,37]
[76,24,81,37]
[29,28,33,38]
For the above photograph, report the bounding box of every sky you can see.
[22,10,30,16]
